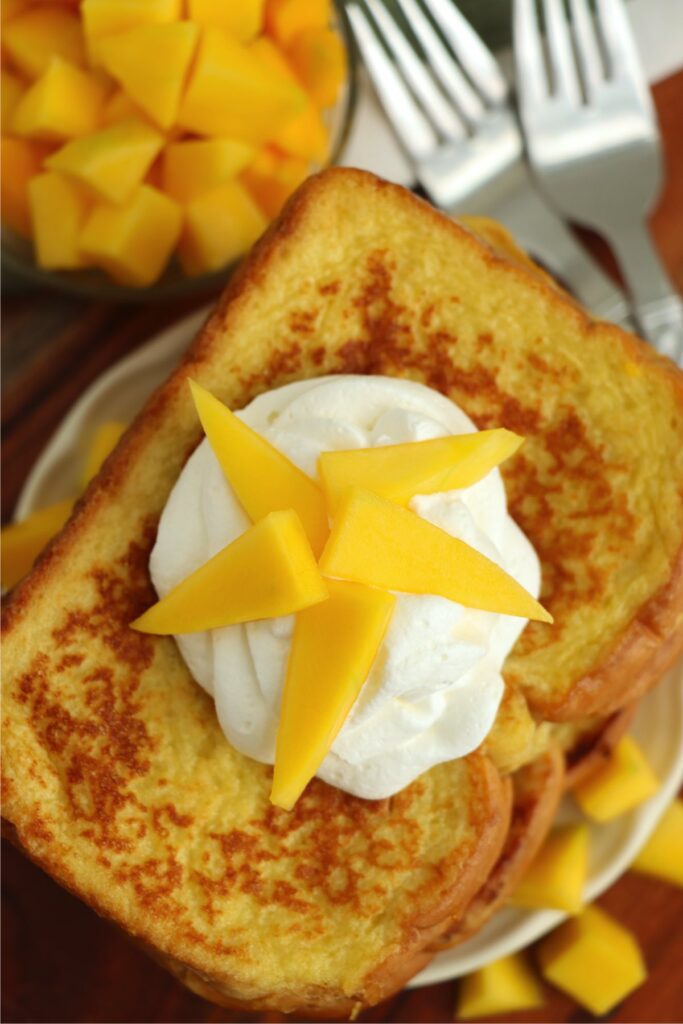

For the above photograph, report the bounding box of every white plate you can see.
[16,310,683,988]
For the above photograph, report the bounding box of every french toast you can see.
[3,168,683,1012]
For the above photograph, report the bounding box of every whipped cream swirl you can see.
[150,375,540,799]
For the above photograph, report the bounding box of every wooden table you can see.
[2,71,683,1024]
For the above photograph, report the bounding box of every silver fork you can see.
[514,0,683,363]
[346,0,632,325]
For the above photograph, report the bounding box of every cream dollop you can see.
[150,375,540,799]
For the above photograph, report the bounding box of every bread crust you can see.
[559,702,639,790]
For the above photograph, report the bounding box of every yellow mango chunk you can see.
[2,68,25,125]
[286,27,346,108]
[455,954,544,1019]
[28,171,90,268]
[162,138,255,203]
[320,489,552,622]
[177,27,306,144]
[131,509,328,635]
[573,735,659,822]
[631,799,683,887]
[1,498,74,590]
[98,22,198,130]
[538,904,647,1015]
[100,88,147,126]
[12,58,108,141]
[511,823,588,913]
[81,0,180,42]
[1,137,48,236]
[265,0,330,46]
[271,579,395,810]
[81,420,126,486]
[319,429,523,515]
[240,146,308,218]
[178,179,267,276]
[188,0,264,41]
[3,5,85,79]
[79,183,181,286]
[189,380,328,555]
[46,117,163,203]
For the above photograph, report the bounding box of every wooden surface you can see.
[2,71,683,1024]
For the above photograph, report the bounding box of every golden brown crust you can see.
[555,702,639,790]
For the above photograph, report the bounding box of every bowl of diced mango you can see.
[1,0,356,299]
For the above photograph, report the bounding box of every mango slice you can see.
[98,22,198,130]
[1,498,74,590]
[178,180,267,276]
[1,137,46,236]
[12,57,108,141]
[81,0,181,44]
[319,429,523,515]
[46,117,164,203]
[2,68,25,125]
[79,183,181,286]
[631,798,683,887]
[319,489,552,622]
[162,138,255,203]
[573,735,659,822]
[131,509,328,635]
[286,27,346,108]
[511,823,588,914]
[177,27,307,144]
[100,88,147,126]
[538,905,647,1015]
[189,380,328,555]
[3,5,85,79]
[28,171,91,268]
[271,579,395,810]
[81,421,126,487]
[265,0,330,46]
[240,147,309,218]
[455,954,544,1019]
[188,0,264,41]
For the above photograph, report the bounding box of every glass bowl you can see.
[1,0,358,303]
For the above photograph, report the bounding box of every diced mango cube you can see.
[189,380,328,555]
[28,170,90,268]
[319,430,523,515]
[271,579,395,810]
[98,22,198,130]
[265,0,330,46]
[46,117,163,203]
[455,954,544,1019]
[131,508,328,634]
[287,27,346,107]
[573,736,659,822]
[1,136,46,235]
[79,183,181,286]
[12,58,108,141]
[100,88,146,126]
[162,138,255,203]
[178,179,267,277]
[188,0,264,41]
[3,5,85,79]
[537,904,647,1015]
[240,146,308,218]
[1,498,74,590]
[81,421,126,486]
[631,798,683,887]
[319,489,552,622]
[511,824,588,914]
[2,68,25,125]
[177,27,307,144]
[81,0,180,40]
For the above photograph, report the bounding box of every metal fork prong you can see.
[422,0,508,106]
[395,0,485,125]
[513,0,551,105]
[569,0,605,97]
[365,0,466,140]
[347,2,439,162]
[543,0,582,103]
[596,0,651,102]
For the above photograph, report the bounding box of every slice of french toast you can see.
[3,168,683,1011]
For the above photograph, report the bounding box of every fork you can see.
[513,0,683,363]
[345,0,632,326]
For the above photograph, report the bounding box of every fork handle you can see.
[605,223,683,363]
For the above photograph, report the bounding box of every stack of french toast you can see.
[3,169,683,1017]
